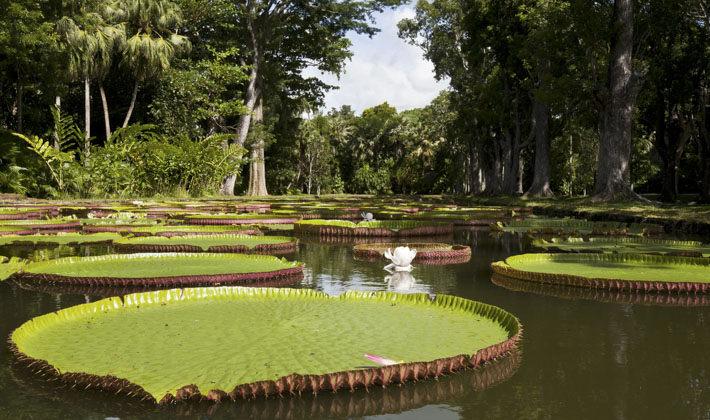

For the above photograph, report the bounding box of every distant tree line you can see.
[2,0,710,202]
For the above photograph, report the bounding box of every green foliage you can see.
[352,162,393,195]
[149,52,248,138]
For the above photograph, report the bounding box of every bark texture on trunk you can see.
[122,80,139,128]
[99,81,111,141]
[219,15,263,196]
[16,83,23,134]
[84,76,91,164]
[54,96,61,150]
[246,97,268,196]
[593,0,646,201]
[525,99,553,196]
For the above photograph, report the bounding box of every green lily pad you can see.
[1,256,27,281]
[353,243,471,264]
[492,253,710,292]
[0,233,122,246]
[113,234,296,254]
[0,226,36,236]
[491,274,710,307]
[129,225,262,236]
[533,237,710,257]
[185,214,298,225]
[19,253,304,287]
[295,220,453,236]
[10,287,521,403]
[492,218,664,235]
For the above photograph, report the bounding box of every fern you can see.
[50,105,86,152]
[12,132,75,192]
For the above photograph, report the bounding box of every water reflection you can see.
[8,347,520,419]
[384,271,419,292]
[492,273,710,307]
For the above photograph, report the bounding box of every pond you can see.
[1,229,708,419]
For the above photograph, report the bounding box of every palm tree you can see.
[119,0,189,127]
[57,7,124,154]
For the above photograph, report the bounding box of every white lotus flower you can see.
[383,246,417,272]
[361,212,375,221]
[385,271,416,290]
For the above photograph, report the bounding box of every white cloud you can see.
[303,2,449,115]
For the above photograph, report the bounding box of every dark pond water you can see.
[1,230,709,420]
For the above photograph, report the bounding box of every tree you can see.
[120,0,190,128]
[592,0,646,201]
[218,0,407,196]
[0,0,58,133]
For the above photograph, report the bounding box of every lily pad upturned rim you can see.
[184,214,299,225]
[491,253,710,293]
[0,232,123,247]
[1,256,27,281]
[8,346,520,419]
[9,286,522,404]
[12,272,304,296]
[19,253,304,288]
[294,220,454,237]
[113,234,297,254]
[532,237,710,257]
[353,243,471,263]
[491,273,710,307]
[129,225,263,237]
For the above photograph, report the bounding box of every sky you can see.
[302,3,450,115]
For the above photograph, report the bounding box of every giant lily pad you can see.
[0,208,42,220]
[19,253,304,288]
[295,220,454,237]
[114,234,296,254]
[491,253,710,292]
[491,274,710,307]
[532,237,710,257]
[492,218,664,236]
[354,243,471,264]
[1,256,27,281]
[0,232,122,247]
[0,219,82,233]
[9,347,520,417]
[0,226,36,236]
[185,214,298,225]
[129,225,262,237]
[10,287,521,404]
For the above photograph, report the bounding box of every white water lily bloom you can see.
[383,246,417,272]
[361,212,374,221]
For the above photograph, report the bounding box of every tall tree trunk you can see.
[525,98,554,196]
[99,81,111,141]
[220,16,262,196]
[15,82,23,134]
[569,134,574,196]
[54,96,61,150]
[122,80,139,128]
[700,133,710,203]
[593,0,646,201]
[84,76,91,164]
[246,97,268,196]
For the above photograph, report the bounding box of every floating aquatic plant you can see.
[10,287,521,404]
[294,220,454,237]
[18,253,304,288]
[532,237,710,257]
[384,246,417,272]
[1,256,27,281]
[354,243,471,264]
[113,234,296,254]
[491,253,710,293]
